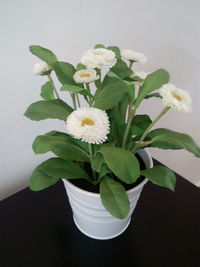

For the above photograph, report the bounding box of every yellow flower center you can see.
[81,118,95,126]
[80,73,91,78]
[172,92,184,101]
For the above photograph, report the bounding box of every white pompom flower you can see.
[81,48,117,69]
[33,62,52,75]
[159,84,192,113]
[66,107,110,144]
[121,49,147,64]
[73,69,99,83]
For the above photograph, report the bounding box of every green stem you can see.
[76,94,81,107]
[129,61,134,69]
[122,106,135,149]
[86,83,93,106]
[47,74,60,99]
[71,93,77,109]
[132,106,171,153]
[88,143,97,182]
[98,68,101,83]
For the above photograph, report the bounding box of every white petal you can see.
[33,62,51,75]
[66,107,110,144]
[121,49,147,64]
[159,84,192,113]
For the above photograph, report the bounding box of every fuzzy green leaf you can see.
[76,63,86,70]
[29,45,57,66]
[100,176,130,219]
[40,81,55,100]
[141,166,176,191]
[110,58,132,79]
[100,147,140,184]
[94,44,105,49]
[144,93,162,99]
[132,115,152,136]
[53,61,76,85]
[151,130,200,157]
[29,158,90,191]
[94,79,127,110]
[24,99,73,121]
[33,134,89,162]
[134,69,169,108]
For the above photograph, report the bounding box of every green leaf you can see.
[40,81,55,100]
[100,147,140,184]
[94,44,105,49]
[123,80,135,103]
[141,166,176,191]
[45,130,88,152]
[100,176,130,219]
[150,130,200,157]
[108,109,126,146]
[101,71,121,89]
[99,164,112,178]
[24,99,73,121]
[29,168,60,191]
[29,45,57,66]
[144,93,162,99]
[148,128,182,149]
[110,58,132,79]
[29,158,90,191]
[32,135,89,162]
[76,63,86,70]
[61,84,94,98]
[94,78,127,110]
[92,153,104,172]
[132,115,152,136]
[53,61,76,85]
[134,69,169,108]
[107,46,121,58]
[118,95,129,121]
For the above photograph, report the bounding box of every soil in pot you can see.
[69,153,146,193]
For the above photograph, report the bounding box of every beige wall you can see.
[0,0,200,200]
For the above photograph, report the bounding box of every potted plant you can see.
[25,44,200,240]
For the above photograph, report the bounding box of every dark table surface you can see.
[0,159,200,267]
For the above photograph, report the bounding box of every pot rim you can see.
[63,148,153,198]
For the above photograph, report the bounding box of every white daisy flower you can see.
[81,48,117,69]
[73,69,99,83]
[121,49,147,64]
[134,71,149,80]
[33,62,52,75]
[159,84,192,113]
[66,107,110,144]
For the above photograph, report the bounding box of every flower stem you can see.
[122,106,135,149]
[76,94,81,107]
[47,74,60,99]
[132,106,171,153]
[129,61,134,69]
[86,83,93,106]
[88,143,97,182]
[71,93,77,109]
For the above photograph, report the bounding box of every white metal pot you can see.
[62,149,153,240]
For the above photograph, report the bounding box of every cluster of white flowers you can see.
[66,107,110,144]
[81,48,117,69]
[121,49,147,64]
[159,84,192,113]
[33,62,52,75]
[73,69,99,84]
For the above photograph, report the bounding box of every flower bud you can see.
[33,62,52,76]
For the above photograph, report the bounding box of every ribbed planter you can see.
[62,149,153,240]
